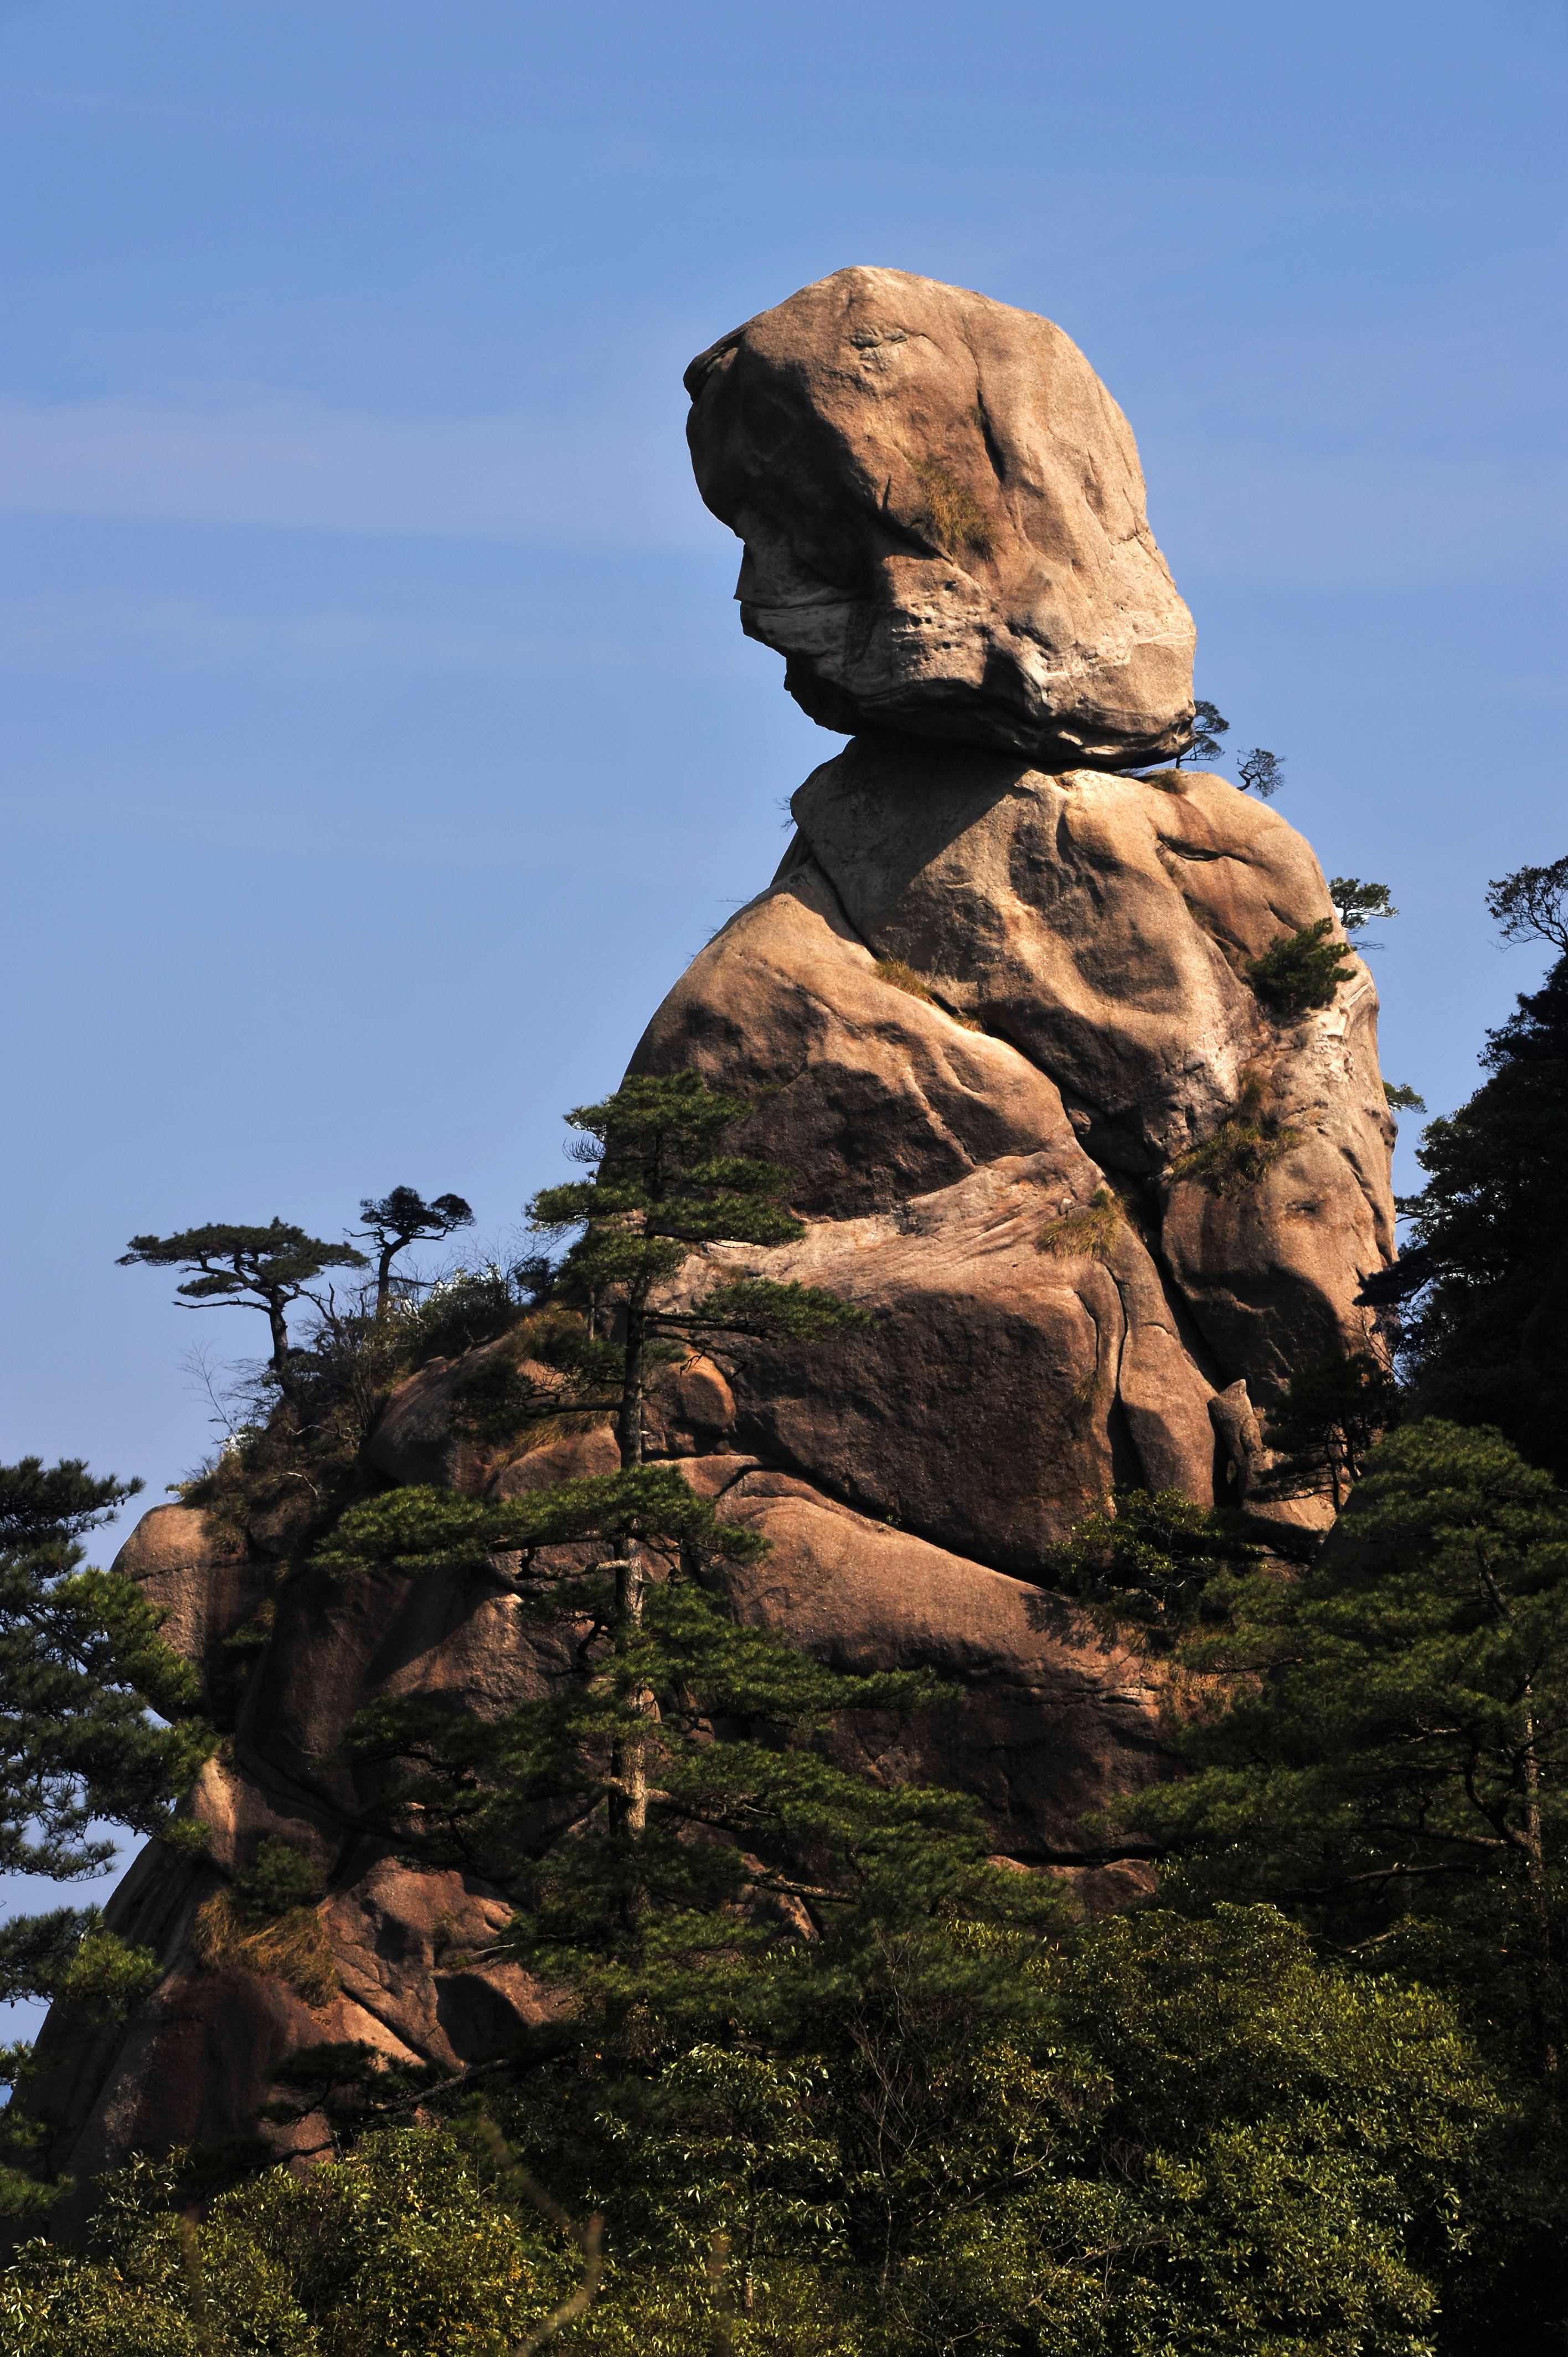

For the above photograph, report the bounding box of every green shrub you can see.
[231,1838,321,1924]
[1243,918,1355,1017]
[0,2133,569,2357]
[395,1265,528,1367]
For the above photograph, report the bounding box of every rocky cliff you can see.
[22,269,1395,2200]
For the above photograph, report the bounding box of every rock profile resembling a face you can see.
[685,266,1197,771]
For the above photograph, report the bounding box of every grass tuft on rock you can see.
[873,957,984,1030]
[1037,1183,1124,1262]
[1170,1072,1303,1198]
[192,1840,337,2005]
[192,1890,338,2006]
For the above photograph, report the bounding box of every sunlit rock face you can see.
[685,266,1197,769]
[630,737,1394,1566]
[24,276,1397,2203]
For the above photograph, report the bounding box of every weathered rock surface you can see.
[710,1465,1165,1857]
[24,280,1396,2205]
[632,739,1394,1560]
[686,266,1196,768]
[110,1504,268,1712]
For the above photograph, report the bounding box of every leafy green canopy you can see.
[13,1909,1504,2356]
[1117,1421,1568,2072]
[0,2130,577,2357]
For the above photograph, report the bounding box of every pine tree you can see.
[0,1457,214,2215]
[291,1075,1053,2074]
[523,1070,871,1849]
[1328,874,1399,939]
[1398,857,1568,1474]
[1254,1349,1404,1510]
[1174,696,1229,766]
[1243,918,1356,1017]
[117,1219,369,1409]
[351,1186,474,1320]
[1117,1419,1568,2078]
[1236,745,1285,797]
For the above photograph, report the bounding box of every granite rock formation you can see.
[21,273,1395,2204]
[686,267,1197,768]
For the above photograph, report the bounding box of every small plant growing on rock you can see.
[1169,1071,1303,1198]
[231,1835,323,1923]
[1174,698,1229,767]
[907,456,993,559]
[873,956,983,1030]
[1243,919,1355,1018]
[192,1837,336,2006]
[1328,876,1399,941]
[1036,1183,1123,1263]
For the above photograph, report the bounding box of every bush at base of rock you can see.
[1,1909,1513,2357]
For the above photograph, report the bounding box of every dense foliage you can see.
[11,942,1568,2349]
[1,1911,1504,2356]
[1400,963,1568,1476]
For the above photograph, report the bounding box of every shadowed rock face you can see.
[685,266,1196,769]
[24,286,1395,2205]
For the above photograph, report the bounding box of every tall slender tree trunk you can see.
[1519,1689,1559,2075]
[610,1291,654,1862]
[265,1291,298,1406]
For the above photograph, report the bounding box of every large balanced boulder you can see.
[21,272,1397,2206]
[685,266,1196,769]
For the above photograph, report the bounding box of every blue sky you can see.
[0,0,1564,1934]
